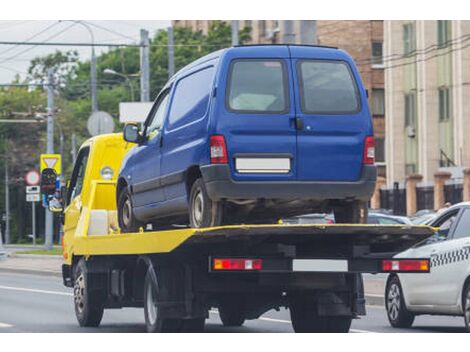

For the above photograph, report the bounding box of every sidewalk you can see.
[0,255,387,306]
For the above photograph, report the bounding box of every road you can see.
[0,272,467,333]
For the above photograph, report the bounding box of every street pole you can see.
[231,20,239,46]
[71,133,77,164]
[44,68,54,250]
[282,20,296,44]
[32,202,36,246]
[167,26,175,79]
[4,154,10,244]
[300,20,317,45]
[91,45,98,112]
[140,29,150,102]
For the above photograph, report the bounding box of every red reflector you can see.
[363,136,375,164]
[382,259,429,272]
[210,135,228,164]
[213,258,262,271]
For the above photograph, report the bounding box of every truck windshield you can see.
[227,59,288,113]
[298,60,360,114]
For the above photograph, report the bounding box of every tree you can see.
[27,50,79,86]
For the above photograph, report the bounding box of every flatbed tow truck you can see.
[42,134,435,333]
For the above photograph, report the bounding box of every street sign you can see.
[87,111,115,136]
[25,170,40,186]
[26,194,40,202]
[40,154,61,174]
[26,186,40,194]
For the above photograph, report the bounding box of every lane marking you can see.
[0,285,72,297]
[210,310,375,333]
[0,322,13,328]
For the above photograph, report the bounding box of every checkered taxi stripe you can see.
[430,247,470,267]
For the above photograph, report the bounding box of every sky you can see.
[0,20,170,82]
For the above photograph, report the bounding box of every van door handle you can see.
[292,117,304,130]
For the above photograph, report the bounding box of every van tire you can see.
[189,178,223,228]
[334,200,367,224]
[73,258,104,327]
[118,187,144,233]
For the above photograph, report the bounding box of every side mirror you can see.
[123,123,143,144]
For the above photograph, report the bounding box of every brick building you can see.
[173,20,386,176]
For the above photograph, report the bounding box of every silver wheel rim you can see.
[192,189,204,227]
[387,283,401,321]
[74,273,85,313]
[122,198,131,227]
[146,282,158,325]
[465,289,470,326]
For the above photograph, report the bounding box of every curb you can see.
[365,294,385,307]
[0,267,62,278]
[10,253,63,259]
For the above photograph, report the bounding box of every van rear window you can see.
[227,60,288,113]
[298,60,360,114]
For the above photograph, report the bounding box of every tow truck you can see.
[41,133,435,333]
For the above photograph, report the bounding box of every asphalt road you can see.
[0,272,467,333]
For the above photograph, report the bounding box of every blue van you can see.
[117,45,376,231]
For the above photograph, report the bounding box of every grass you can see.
[19,248,63,256]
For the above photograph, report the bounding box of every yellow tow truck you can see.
[41,133,434,333]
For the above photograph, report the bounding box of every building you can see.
[384,20,470,185]
[173,20,386,176]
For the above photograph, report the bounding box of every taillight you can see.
[381,259,430,272]
[363,136,375,164]
[210,135,228,164]
[213,258,263,271]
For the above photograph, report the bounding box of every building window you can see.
[375,137,385,163]
[404,92,417,128]
[438,87,451,121]
[403,23,416,56]
[437,20,451,48]
[372,89,385,116]
[372,42,384,66]
[259,21,266,37]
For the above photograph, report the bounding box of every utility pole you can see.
[167,26,175,79]
[140,29,150,102]
[300,20,317,45]
[91,45,98,112]
[231,20,239,46]
[71,133,77,164]
[282,20,296,44]
[4,154,10,244]
[44,68,54,250]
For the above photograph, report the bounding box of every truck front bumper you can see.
[200,164,377,202]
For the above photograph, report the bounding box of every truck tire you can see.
[289,297,352,333]
[143,268,182,333]
[219,305,245,327]
[118,187,144,233]
[385,276,415,328]
[189,178,223,228]
[182,318,205,333]
[73,258,104,327]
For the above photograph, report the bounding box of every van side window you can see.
[145,90,170,140]
[68,147,90,202]
[227,59,288,113]
[168,66,215,127]
[298,60,360,114]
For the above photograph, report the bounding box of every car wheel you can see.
[189,178,223,228]
[463,283,470,332]
[143,268,182,333]
[385,276,415,328]
[73,258,104,327]
[118,187,143,233]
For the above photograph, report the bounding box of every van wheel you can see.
[144,268,183,333]
[73,258,104,327]
[334,200,367,224]
[385,276,415,328]
[189,178,223,228]
[118,187,143,233]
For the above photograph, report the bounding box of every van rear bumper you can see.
[200,164,377,201]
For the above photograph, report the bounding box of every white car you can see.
[385,202,470,332]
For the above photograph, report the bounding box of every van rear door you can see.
[217,47,297,182]
[290,47,372,182]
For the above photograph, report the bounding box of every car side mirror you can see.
[123,123,143,144]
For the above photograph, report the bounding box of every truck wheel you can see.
[118,187,143,233]
[219,305,245,327]
[73,258,104,327]
[289,297,352,333]
[143,268,182,333]
[462,283,470,332]
[182,318,205,332]
[189,178,223,228]
[385,276,415,328]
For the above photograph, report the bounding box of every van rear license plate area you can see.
[235,158,290,173]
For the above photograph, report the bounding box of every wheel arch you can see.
[185,165,202,199]
[116,177,128,202]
